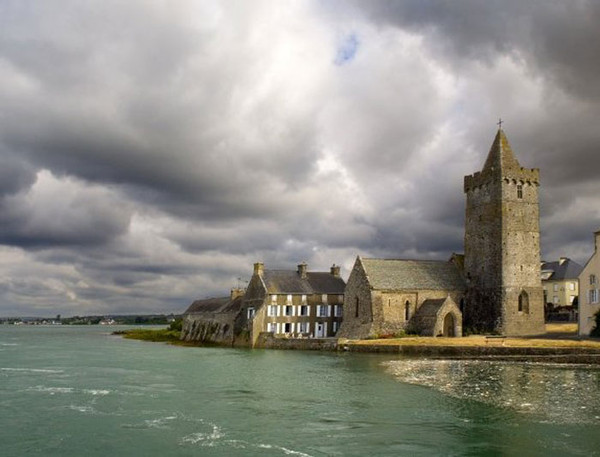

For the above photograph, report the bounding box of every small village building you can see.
[578,231,600,336]
[242,262,345,346]
[336,257,465,339]
[180,289,247,346]
[541,257,583,321]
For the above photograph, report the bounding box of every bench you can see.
[485,335,506,346]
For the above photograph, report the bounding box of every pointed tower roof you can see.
[482,129,522,174]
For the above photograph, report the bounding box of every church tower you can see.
[463,128,545,335]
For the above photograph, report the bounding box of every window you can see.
[590,289,598,304]
[268,305,277,317]
[518,291,530,313]
[286,294,292,304]
[317,305,329,317]
[338,295,344,303]
[322,294,327,303]
[267,322,276,333]
[553,284,559,292]
[285,305,293,316]
[297,322,309,333]
[283,323,292,333]
[299,305,308,316]
[553,296,559,304]
[301,294,307,304]
[247,307,255,319]
[271,294,277,303]
[590,275,597,285]
[404,301,410,321]
[332,321,339,334]
[517,184,523,199]
[334,305,343,317]
[569,282,575,291]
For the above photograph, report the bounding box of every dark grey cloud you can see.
[0,0,598,316]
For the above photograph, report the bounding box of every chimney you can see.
[230,288,245,300]
[559,257,568,265]
[596,230,600,252]
[297,262,308,279]
[254,262,264,276]
[330,264,341,278]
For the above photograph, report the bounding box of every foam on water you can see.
[384,359,600,424]
[1,367,63,374]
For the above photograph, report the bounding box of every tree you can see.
[591,310,600,338]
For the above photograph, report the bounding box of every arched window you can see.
[518,290,529,314]
[404,301,410,321]
[355,297,359,318]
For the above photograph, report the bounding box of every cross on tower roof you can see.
[497,118,504,130]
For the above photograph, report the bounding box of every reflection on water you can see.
[384,359,600,424]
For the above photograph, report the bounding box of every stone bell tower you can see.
[463,128,545,335]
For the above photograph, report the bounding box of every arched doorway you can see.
[443,313,455,337]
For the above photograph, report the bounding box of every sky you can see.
[1,0,600,317]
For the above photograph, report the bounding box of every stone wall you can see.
[181,311,250,347]
[255,333,338,351]
[337,258,375,339]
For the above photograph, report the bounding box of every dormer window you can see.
[517,184,523,199]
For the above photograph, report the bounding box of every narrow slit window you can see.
[517,184,523,199]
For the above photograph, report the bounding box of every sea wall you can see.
[181,312,250,347]
[255,333,338,351]
[339,341,600,364]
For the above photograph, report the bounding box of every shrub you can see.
[169,318,183,332]
[591,310,600,338]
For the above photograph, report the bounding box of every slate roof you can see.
[360,258,466,291]
[262,270,346,295]
[413,298,447,317]
[541,258,584,281]
[184,296,242,315]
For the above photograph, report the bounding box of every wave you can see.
[1,367,63,374]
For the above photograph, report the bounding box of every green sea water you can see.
[1,325,599,456]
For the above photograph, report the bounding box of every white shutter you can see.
[307,305,311,316]
[290,323,295,333]
[328,305,332,317]
[276,323,281,334]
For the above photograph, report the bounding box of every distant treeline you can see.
[1,314,182,326]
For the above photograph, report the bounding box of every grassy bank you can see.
[114,328,182,343]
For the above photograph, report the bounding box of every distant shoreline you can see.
[115,326,600,364]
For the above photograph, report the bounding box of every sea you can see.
[1,325,599,457]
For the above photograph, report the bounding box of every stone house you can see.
[541,257,583,319]
[180,289,248,346]
[242,262,346,346]
[336,257,464,339]
[578,230,600,336]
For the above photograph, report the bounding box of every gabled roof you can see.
[262,270,345,295]
[541,258,584,281]
[184,296,243,315]
[482,129,522,175]
[360,258,465,291]
[413,298,448,317]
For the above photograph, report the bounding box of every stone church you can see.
[338,128,545,338]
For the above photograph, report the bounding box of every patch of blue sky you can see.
[334,33,359,65]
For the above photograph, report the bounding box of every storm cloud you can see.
[0,0,599,316]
